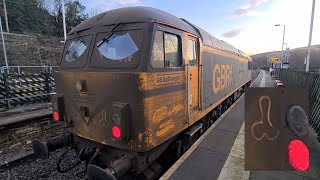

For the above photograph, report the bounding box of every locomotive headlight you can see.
[112,113,121,125]
[286,105,309,137]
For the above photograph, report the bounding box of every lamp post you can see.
[61,0,67,42]
[3,0,9,32]
[275,24,286,68]
[283,43,288,62]
[0,17,8,71]
[306,0,316,72]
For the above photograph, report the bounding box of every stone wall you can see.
[37,35,64,66]
[0,32,63,67]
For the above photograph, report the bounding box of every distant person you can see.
[270,68,275,76]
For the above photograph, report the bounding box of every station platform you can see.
[0,102,51,127]
[160,70,320,180]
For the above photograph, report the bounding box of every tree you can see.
[46,0,88,36]
[1,0,88,36]
[5,0,53,34]
[65,0,88,32]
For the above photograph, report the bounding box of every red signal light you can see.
[112,126,121,139]
[53,111,59,122]
[288,139,309,171]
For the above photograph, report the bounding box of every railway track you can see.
[0,114,68,179]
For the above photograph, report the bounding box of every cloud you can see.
[84,0,143,16]
[232,0,268,17]
[223,28,243,38]
[117,0,141,5]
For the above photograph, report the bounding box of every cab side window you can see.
[151,31,164,68]
[151,31,182,68]
[188,39,197,66]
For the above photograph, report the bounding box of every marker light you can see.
[112,126,121,139]
[288,139,309,171]
[286,105,309,137]
[112,113,120,125]
[53,111,59,122]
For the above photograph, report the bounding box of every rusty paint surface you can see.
[142,70,187,147]
[152,104,184,124]
[189,67,199,113]
[156,121,175,137]
[138,73,148,91]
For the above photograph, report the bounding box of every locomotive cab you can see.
[53,22,152,151]
[51,19,191,150]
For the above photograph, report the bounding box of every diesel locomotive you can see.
[32,6,252,180]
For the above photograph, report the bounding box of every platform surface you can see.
[161,70,320,180]
[0,102,52,127]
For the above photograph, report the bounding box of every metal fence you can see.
[251,69,259,82]
[0,68,56,109]
[275,69,320,137]
[0,66,58,74]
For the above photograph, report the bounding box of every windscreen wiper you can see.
[70,28,90,42]
[97,22,123,47]
[65,31,87,54]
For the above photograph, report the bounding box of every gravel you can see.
[0,148,87,180]
[0,123,64,163]
[0,119,87,180]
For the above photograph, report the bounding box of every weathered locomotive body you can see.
[32,6,252,179]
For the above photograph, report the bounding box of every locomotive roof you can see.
[69,6,199,36]
[70,6,251,60]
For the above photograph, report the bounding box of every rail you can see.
[275,69,320,138]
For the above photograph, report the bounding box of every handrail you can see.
[0,66,58,68]
[0,66,59,74]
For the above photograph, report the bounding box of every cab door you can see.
[187,38,199,114]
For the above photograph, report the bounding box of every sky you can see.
[78,0,320,55]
